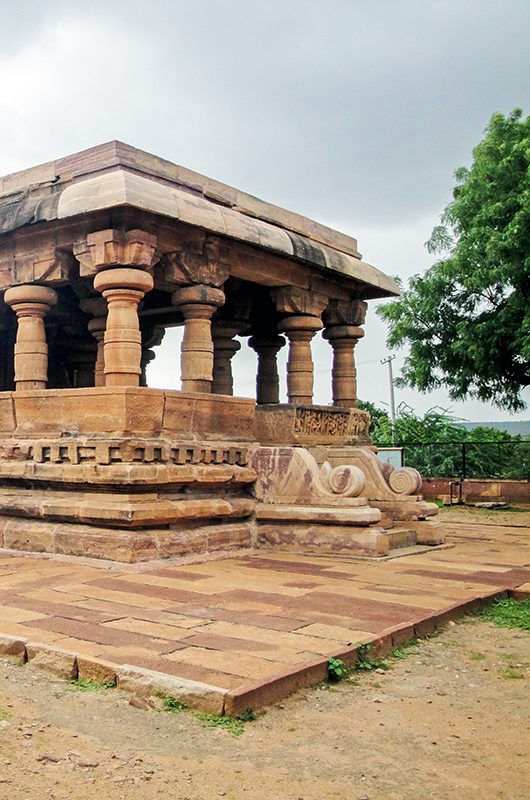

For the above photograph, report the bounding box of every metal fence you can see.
[378,440,530,481]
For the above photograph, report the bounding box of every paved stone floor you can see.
[0,520,529,712]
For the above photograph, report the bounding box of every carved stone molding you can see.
[0,438,250,467]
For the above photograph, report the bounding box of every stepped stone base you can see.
[0,517,253,563]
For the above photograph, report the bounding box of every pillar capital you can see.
[171,284,225,314]
[4,284,57,390]
[74,229,159,276]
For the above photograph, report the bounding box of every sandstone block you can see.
[0,634,27,664]
[116,664,226,714]
[76,656,117,685]
[26,643,78,679]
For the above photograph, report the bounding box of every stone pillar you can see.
[249,334,285,404]
[272,287,327,406]
[93,268,154,387]
[171,284,225,393]
[278,316,323,405]
[140,325,165,387]
[323,325,364,407]
[323,299,367,408]
[211,322,241,395]
[69,341,99,388]
[4,285,57,391]
[74,229,159,388]
[81,297,108,387]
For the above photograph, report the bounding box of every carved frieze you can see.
[293,407,370,438]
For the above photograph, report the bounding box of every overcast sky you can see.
[1,0,529,421]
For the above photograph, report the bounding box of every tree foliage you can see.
[378,109,530,411]
[360,402,529,480]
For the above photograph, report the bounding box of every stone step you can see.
[386,527,417,550]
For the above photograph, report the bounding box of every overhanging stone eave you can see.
[0,140,363,260]
[54,170,400,298]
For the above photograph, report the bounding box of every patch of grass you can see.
[499,668,524,680]
[70,678,115,692]
[0,706,11,721]
[468,650,485,661]
[480,598,530,631]
[194,712,246,736]
[354,643,389,672]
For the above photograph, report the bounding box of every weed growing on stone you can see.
[327,657,350,681]
[354,644,388,672]
[162,694,262,735]
[480,598,530,631]
[70,678,115,692]
[163,695,187,713]
[390,641,419,660]
[0,706,11,721]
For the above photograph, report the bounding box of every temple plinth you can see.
[0,141,444,562]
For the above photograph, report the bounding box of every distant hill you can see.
[458,420,530,437]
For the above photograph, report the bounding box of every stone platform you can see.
[0,520,528,715]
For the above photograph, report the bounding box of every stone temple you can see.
[0,142,444,563]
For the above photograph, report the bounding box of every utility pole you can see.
[381,355,396,442]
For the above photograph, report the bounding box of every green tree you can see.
[368,403,529,480]
[379,109,530,411]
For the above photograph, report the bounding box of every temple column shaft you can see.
[212,323,241,395]
[249,335,285,404]
[324,325,364,407]
[278,316,322,405]
[4,285,57,391]
[94,268,154,387]
[172,284,225,393]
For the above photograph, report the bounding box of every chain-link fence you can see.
[378,440,530,480]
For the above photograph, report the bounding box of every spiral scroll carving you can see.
[320,461,366,497]
[387,466,422,495]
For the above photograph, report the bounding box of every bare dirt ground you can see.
[439,504,530,527]
[0,616,528,800]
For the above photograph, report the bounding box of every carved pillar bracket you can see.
[74,229,159,277]
[248,334,286,405]
[323,299,367,408]
[4,284,58,390]
[211,321,243,396]
[272,287,327,406]
[323,325,364,407]
[171,284,225,393]
[80,297,108,387]
[93,268,154,387]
